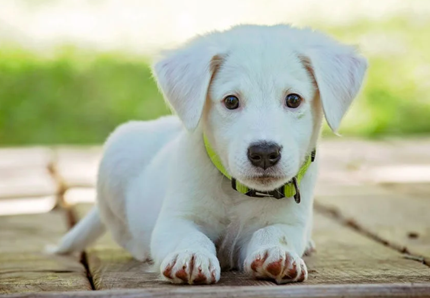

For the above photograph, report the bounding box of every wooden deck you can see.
[1,138,430,297]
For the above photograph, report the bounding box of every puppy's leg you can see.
[151,219,220,285]
[304,214,316,256]
[98,200,149,261]
[243,224,308,284]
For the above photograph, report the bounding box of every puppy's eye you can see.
[223,95,240,110]
[285,93,302,109]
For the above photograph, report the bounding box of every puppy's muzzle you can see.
[247,142,282,170]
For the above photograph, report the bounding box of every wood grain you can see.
[0,195,57,216]
[64,187,96,205]
[0,210,92,294]
[2,283,430,298]
[320,138,430,167]
[0,147,57,200]
[317,138,430,185]
[0,147,53,170]
[2,139,429,296]
[316,191,430,265]
[306,213,430,284]
[0,168,58,199]
[381,182,430,198]
[55,147,101,188]
[73,203,430,293]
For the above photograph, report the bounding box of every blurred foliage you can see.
[1,16,430,145]
[323,17,430,137]
[0,49,169,144]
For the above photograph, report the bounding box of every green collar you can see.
[203,135,316,203]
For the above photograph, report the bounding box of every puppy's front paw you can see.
[244,246,307,284]
[161,250,220,285]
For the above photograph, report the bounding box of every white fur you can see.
[52,24,367,285]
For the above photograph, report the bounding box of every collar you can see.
[203,135,316,203]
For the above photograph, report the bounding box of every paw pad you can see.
[161,251,220,285]
[245,247,308,284]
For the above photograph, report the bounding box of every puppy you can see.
[52,24,367,285]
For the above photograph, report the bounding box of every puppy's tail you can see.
[47,206,106,254]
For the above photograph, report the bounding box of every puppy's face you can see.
[205,48,319,191]
[154,25,367,191]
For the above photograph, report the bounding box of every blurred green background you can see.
[1,2,430,145]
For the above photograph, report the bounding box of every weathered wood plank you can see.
[0,148,58,217]
[361,165,430,184]
[0,195,56,216]
[74,203,285,289]
[64,187,96,205]
[316,138,430,264]
[50,137,430,190]
[0,148,57,200]
[314,183,392,198]
[307,212,429,284]
[0,210,92,294]
[320,138,430,168]
[317,138,430,185]
[384,138,430,163]
[73,203,430,293]
[382,182,430,198]
[0,168,58,199]
[0,147,53,170]
[55,147,101,188]
[316,190,430,265]
[3,283,430,298]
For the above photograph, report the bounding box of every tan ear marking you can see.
[210,54,224,74]
[207,54,226,97]
[299,47,367,132]
[299,55,317,89]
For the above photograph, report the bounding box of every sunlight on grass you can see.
[325,17,430,137]
[0,50,168,144]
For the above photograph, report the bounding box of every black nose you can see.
[247,142,282,170]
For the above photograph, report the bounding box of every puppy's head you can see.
[153,25,367,191]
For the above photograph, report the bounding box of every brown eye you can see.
[286,93,302,109]
[223,95,240,110]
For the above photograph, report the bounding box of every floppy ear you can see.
[302,42,368,132]
[152,39,221,131]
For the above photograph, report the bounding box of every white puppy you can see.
[53,24,367,285]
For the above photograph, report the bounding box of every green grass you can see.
[0,50,169,145]
[1,16,430,145]
[322,17,430,137]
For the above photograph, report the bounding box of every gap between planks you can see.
[49,145,430,293]
[47,155,96,291]
[53,173,430,292]
[314,201,430,267]
[66,203,96,291]
[46,152,67,208]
